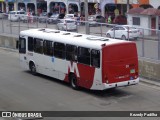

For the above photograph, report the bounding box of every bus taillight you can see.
[104,75,108,83]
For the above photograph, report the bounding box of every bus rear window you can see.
[104,43,137,61]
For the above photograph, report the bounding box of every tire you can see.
[121,35,126,40]
[29,62,37,75]
[70,74,79,90]
[106,33,111,38]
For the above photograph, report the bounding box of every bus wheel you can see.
[30,63,36,75]
[70,74,79,90]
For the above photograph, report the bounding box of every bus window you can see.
[78,47,90,65]
[66,44,77,61]
[28,37,34,52]
[54,42,65,59]
[43,40,53,56]
[34,38,43,54]
[91,49,100,68]
[19,37,26,54]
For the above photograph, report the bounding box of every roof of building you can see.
[127,7,144,14]
[128,7,160,16]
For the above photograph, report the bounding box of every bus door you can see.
[19,36,28,69]
[53,42,66,80]
[33,38,44,73]
[43,40,58,78]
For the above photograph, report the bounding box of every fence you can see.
[0,13,160,62]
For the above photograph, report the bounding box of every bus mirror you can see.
[16,40,19,49]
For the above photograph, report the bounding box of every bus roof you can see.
[20,28,131,50]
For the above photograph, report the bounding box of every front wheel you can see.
[30,63,37,75]
[70,74,79,90]
[106,33,111,38]
[121,35,126,40]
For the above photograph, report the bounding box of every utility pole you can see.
[84,0,89,34]
[127,0,130,12]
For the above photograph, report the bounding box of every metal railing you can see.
[0,13,160,61]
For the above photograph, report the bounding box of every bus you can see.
[19,28,139,90]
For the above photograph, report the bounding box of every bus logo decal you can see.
[68,62,80,77]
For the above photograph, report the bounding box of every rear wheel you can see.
[70,74,79,90]
[121,35,126,40]
[29,62,36,75]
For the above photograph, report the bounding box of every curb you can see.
[0,47,18,53]
[140,77,160,87]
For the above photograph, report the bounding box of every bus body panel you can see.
[76,63,95,89]
[102,42,139,84]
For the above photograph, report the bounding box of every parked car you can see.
[88,14,105,26]
[113,15,127,25]
[64,14,77,20]
[21,12,37,23]
[106,25,141,40]
[38,12,48,23]
[0,11,4,19]
[47,13,65,24]
[56,19,77,31]
[8,11,25,21]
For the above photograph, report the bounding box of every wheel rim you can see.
[31,64,36,74]
[71,77,76,88]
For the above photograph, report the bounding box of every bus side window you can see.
[66,44,77,61]
[28,37,34,52]
[43,40,53,56]
[19,37,26,54]
[34,38,43,54]
[78,47,90,65]
[91,49,100,68]
[54,42,65,59]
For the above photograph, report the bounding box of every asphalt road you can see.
[0,48,160,120]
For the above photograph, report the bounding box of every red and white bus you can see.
[19,28,139,90]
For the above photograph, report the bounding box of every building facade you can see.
[1,0,159,16]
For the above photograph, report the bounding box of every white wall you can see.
[149,0,160,9]
[128,14,150,35]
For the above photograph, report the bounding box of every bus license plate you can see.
[130,69,135,74]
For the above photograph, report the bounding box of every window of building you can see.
[78,47,90,65]
[66,44,77,61]
[91,49,100,68]
[28,37,34,52]
[54,42,65,59]
[34,38,43,54]
[43,40,54,56]
[133,17,140,25]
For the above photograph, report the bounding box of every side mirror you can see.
[16,40,19,49]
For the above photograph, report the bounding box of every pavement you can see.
[140,77,160,88]
[0,47,160,88]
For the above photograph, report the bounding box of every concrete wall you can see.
[0,34,160,81]
[139,59,160,81]
[0,34,18,49]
